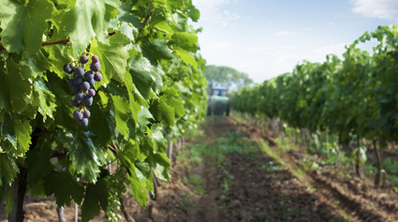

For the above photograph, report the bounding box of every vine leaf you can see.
[90,33,130,84]
[112,95,130,137]
[0,154,18,187]
[90,101,116,148]
[129,53,163,100]
[0,113,32,157]
[32,79,57,121]
[118,151,149,206]
[0,0,53,55]
[61,0,120,57]
[68,130,105,183]
[0,59,32,113]
[43,171,85,206]
[146,153,171,181]
[81,178,108,222]
[142,39,174,63]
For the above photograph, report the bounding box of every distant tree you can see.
[204,65,253,90]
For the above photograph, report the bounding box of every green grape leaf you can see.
[50,0,77,10]
[169,12,188,32]
[188,5,200,22]
[0,113,32,156]
[90,34,129,83]
[163,87,185,118]
[68,130,105,183]
[172,33,198,52]
[43,171,85,206]
[142,39,174,62]
[124,73,140,127]
[90,102,116,147]
[61,0,120,57]
[0,0,53,55]
[128,163,149,206]
[26,148,53,185]
[174,48,197,67]
[0,154,18,187]
[135,162,153,190]
[112,95,130,137]
[129,53,163,100]
[154,21,173,34]
[149,96,175,126]
[81,178,108,222]
[45,45,73,79]
[117,151,148,206]
[135,107,153,139]
[0,58,31,112]
[0,113,17,152]
[32,79,56,121]
[151,125,167,153]
[117,3,144,29]
[119,22,137,42]
[13,116,32,156]
[145,153,170,181]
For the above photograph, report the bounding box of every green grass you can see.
[182,174,206,195]
[178,129,258,198]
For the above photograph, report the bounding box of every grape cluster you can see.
[64,55,103,126]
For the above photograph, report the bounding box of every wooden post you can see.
[373,139,382,188]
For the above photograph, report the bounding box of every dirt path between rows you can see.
[1,116,397,221]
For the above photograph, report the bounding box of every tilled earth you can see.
[1,116,398,221]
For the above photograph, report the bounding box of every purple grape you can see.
[63,63,73,74]
[71,99,80,107]
[88,79,95,87]
[91,55,99,63]
[72,86,80,94]
[80,55,89,64]
[73,110,80,119]
[83,96,93,107]
[94,73,103,82]
[68,79,75,86]
[81,81,90,92]
[78,118,88,126]
[74,77,83,86]
[83,109,91,118]
[76,92,84,101]
[90,62,100,72]
[74,111,83,121]
[87,89,96,97]
[74,67,84,77]
[85,71,94,81]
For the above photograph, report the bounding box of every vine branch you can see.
[0,31,118,50]
[42,39,70,46]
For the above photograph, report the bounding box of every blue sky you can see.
[191,0,398,83]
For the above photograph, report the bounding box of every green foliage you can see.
[0,0,207,220]
[204,65,253,89]
[231,25,398,152]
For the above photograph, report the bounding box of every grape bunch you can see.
[64,55,103,126]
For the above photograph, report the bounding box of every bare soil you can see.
[1,116,398,221]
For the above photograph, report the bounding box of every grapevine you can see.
[231,25,398,183]
[0,0,207,221]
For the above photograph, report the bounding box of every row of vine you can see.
[0,0,207,221]
[231,25,398,185]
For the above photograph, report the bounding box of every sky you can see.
[190,0,398,83]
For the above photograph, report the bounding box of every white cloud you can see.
[352,0,398,21]
[223,10,240,21]
[276,31,296,37]
[192,0,229,9]
[192,0,240,26]
[310,43,347,59]
[329,22,335,26]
